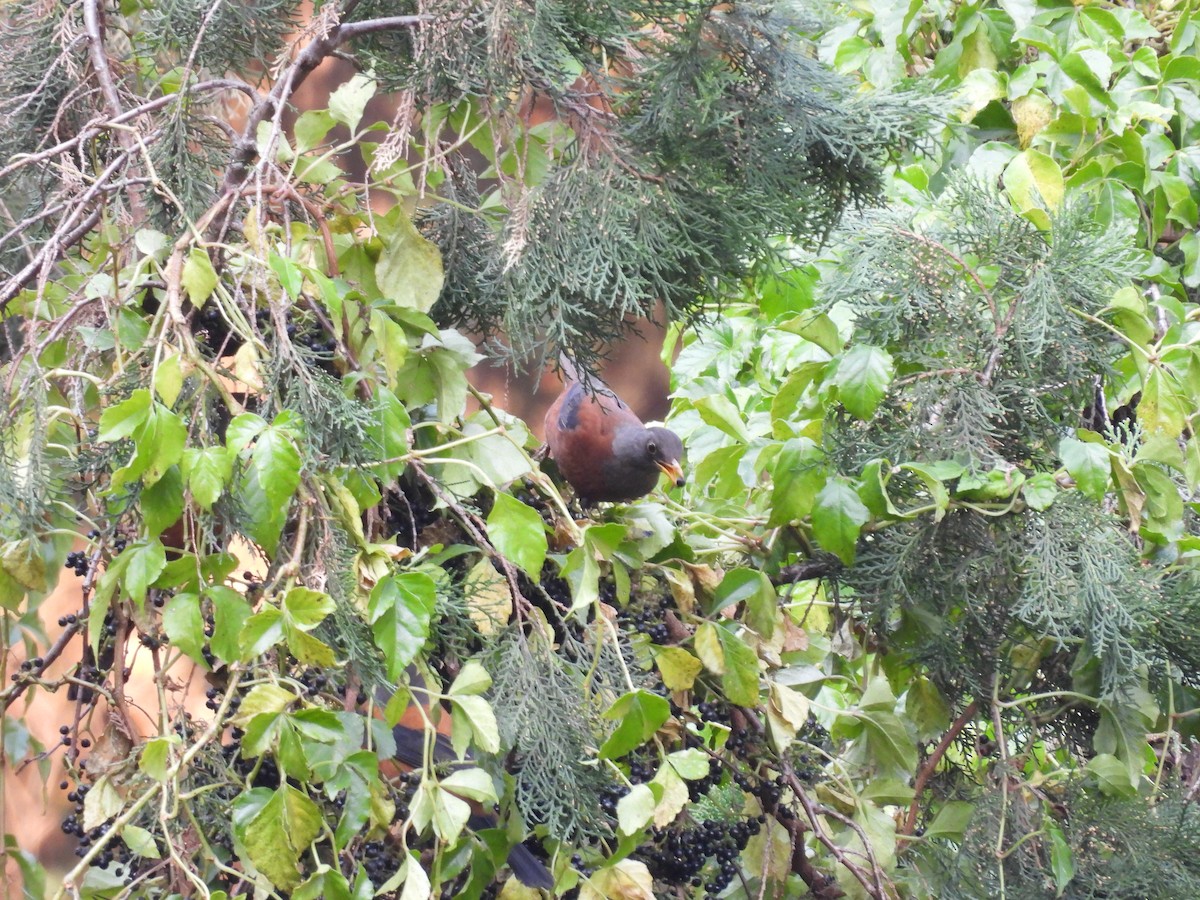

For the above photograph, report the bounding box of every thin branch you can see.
[213,12,429,208]
[82,0,146,220]
[899,699,979,844]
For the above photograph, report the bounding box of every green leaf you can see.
[846,685,918,780]
[1086,753,1136,797]
[253,421,303,513]
[694,394,752,442]
[710,568,776,639]
[182,446,232,510]
[768,437,824,526]
[1022,472,1058,511]
[441,768,498,805]
[833,345,894,419]
[375,208,444,312]
[208,586,250,664]
[368,573,436,680]
[487,493,547,577]
[293,109,336,153]
[923,801,974,839]
[617,783,657,836]
[139,735,177,782]
[1139,368,1188,438]
[241,607,286,658]
[1004,149,1064,227]
[451,694,501,755]
[122,824,161,860]
[716,625,760,706]
[122,539,167,606]
[328,73,376,131]
[695,623,760,706]
[448,659,493,696]
[812,478,870,564]
[268,253,304,300]
[233,786,323,891]
[142,465,184,538]
[163,593,206,666]
[1059,436,1111,500]
[182,248,219,307]
[282,587,335,629]
[98,389,151,442]
[1047,819,1075,894]
[599,690,670,759]
[153,353,184,407]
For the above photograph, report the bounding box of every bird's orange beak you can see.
[658,460,685,488]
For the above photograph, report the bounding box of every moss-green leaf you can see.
[812,479,870,564]
[368,572,436,681]
[487,493,547,577]
[832,345,894,420]
[599,690,670,760]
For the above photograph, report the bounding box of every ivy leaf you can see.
[293,109,336,153]
[375,208,444,313]
[693,623,760,705]
[716,626,760,706]
[139,735,177,782]
[368,573,436,681]
[1086,753,1136,798]
[253,421,303,514]
[709,567,776,639]
[163,593,206,666]
[142,466,184,539]
[924,801,974,840]
[268,253,304,300]
[599,690,670,760]
[1059,436,1111,500]
[832,345,894,420]
[233,785,322,892]
[581,859,655,900]
[441,768,498,805]
[121,824,161,860]
[153,353,184,408]
[123,539,167,606]
[768,437,824,526]
[450,694,501,755]
[241,606,286,658]
[208,588,248,657]
[1022,472,1059,511]
[617,783,657,836]
[282,587,335,629]
[182,248,219,308]
[328,73,376,131]
[654,646,703,691]
[98,389,151,442]
[1139,368,1188,438]
[487,493,547,577]
[182,446,232,510]
[812,478,869,564]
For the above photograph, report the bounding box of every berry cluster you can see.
[58,781,142,883]
[618,591,673,644]
[64,550,91,577]
[639,816,763,897]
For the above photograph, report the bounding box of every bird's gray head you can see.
[641,426,685,488]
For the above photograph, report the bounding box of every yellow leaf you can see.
[465,558,512,635]
[581,859,654,900]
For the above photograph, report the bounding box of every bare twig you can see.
[899,699,979,844]
[82,0,146,220]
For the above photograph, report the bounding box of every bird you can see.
[544,356,685,504]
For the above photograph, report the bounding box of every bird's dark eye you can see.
[647,441,657,456]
